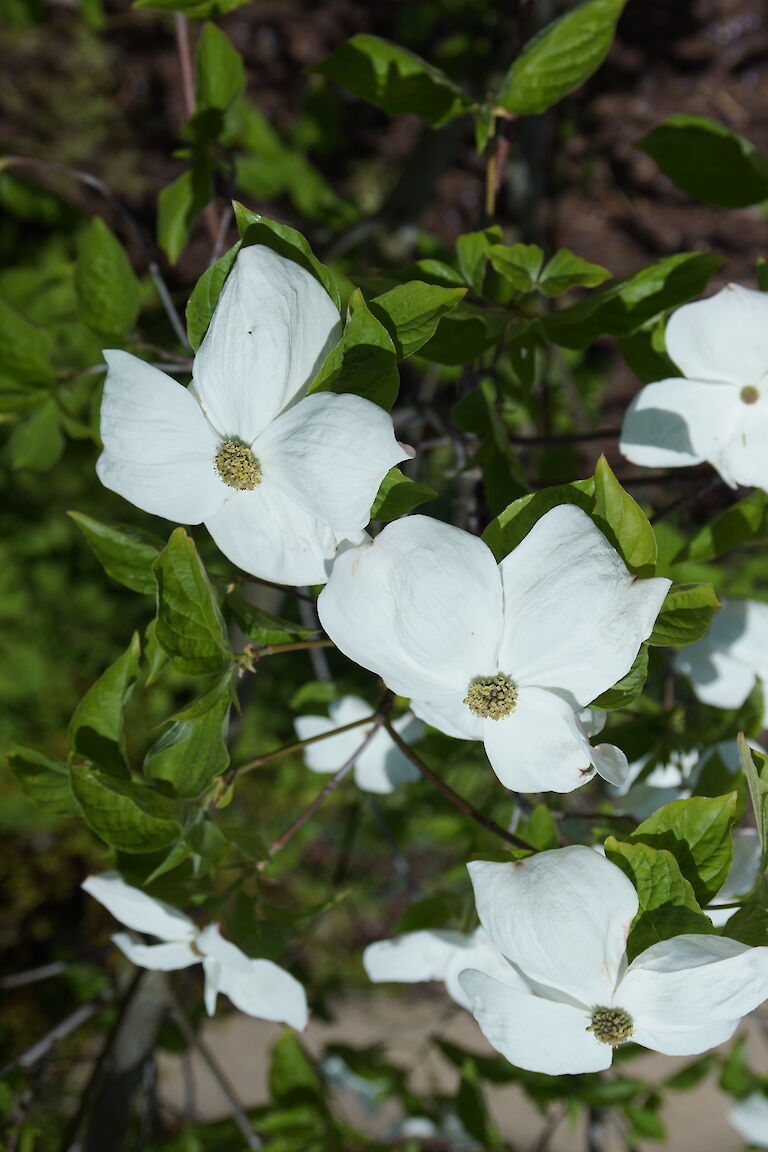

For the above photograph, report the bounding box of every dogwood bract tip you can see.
[96,244,409,585]
[620,284,768,491]
[318,506,669,793]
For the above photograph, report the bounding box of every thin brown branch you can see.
[1,990,112,1078]
[259,638,334,657]
[173,14,218,243]
[383,720,536,852]
[231,713,375,781]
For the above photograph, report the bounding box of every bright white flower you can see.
[620,284,768,490]
[674,598,768,722]
[294,696,423,794]
[82,872,307,1028]
[363,926,522,1010]
[709,829,762,928]
[458,846,768,1075]
[97,245,409,585]
[318,506,669,793]
[730,1093,768,1148]
[616,738,764,820]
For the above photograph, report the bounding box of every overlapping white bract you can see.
[295,696,423,794]
[620,284,768,491]
[459,847,768,1075]
[83,872,307,1028]
[730,1093,768,1149]
[96,245,409,585]
[674,598,768,722]
[318,506,669,793]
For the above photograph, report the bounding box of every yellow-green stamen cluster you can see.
[588,1006,634,1047]
[214,439,262,490]
[740,385,760,405]
[464,674,518,720]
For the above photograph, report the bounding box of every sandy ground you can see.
[158,988,768,1149]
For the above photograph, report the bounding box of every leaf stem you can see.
[230,713,376,780]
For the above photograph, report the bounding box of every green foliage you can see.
[226,594,314,646]
[487,242,544,293]
[74,218,141,341]
[675,490,768,563]
[457,1059,502,1148]
[495,0,626,115]
[195,23,245,114]
[537,249,611,296]
[70,762,185,852]
[311,288,399,409]
[9,746,77,814]
[648,583,721,647]
[68,633,141,776]
[456,226,502,293]
[153,528,231,676]
[69,512,163,594]
[157,160,213,264]
[369,281,466,359]
[186,243,239,351]
[234,202,342,311]
[739,737,768,873]
[629,793,738,904]
[370,467,437,522]
[639,116,768,209]
[133,0,248,15]
[144,671,233,797]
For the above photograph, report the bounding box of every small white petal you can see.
[467,847,638,1007]
[205,477,338,585]
[97,352,224,523]
[82,873,197,942]
[459,969,612,1075]
[318,516,504,702]
[620,934,768,1030]
[112,932,199,972]
[196,923,251,971]
[592,743,631,788]
[666,283,768,387]
[631,1016,740,1056]
[193,245,341,443]
[205,955,308,1029]
[482,687,597,793]
[619,378,737,472]
[443,927,528,1009]
[730,1093,768,1149]
[255,392,409,536]
[498,505,669,707]
[579,707,607,738]
[364,930,470,988]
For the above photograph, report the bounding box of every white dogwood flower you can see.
[318,507,669,793]
[620,284,768,490]
[459,846,768,1075]
[294,696,423,794]
[363,926,522,1010]
[97,245,409,585]
[83,872,307,1028]
[674,598,768,722]
[730,1093,768,1149]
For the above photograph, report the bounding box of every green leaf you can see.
[133,0,248,14]
[69,634,141,776]
[591,645,648,710]
[195,23,245,113]
[369,281,466,359]
[544,253,724,349]
[605,837,713,961]
[455,226,502,294]
[593,455,657,576]
[310,288,399,409]
[144,671,233,798]
[69,762,184,853]
[649,583,720,647]
[481,479,595,562]
[153,528,231,676]
[457,1060,502,1149]
[724,900,768,948]
[674,490,768,563]
[487,243,544,293]
[269,1033,326,1108]
[312,34,471,128]
[74,217,141,340]
[417,303,508,365]
[538,248,611,296]
[68,512,163,595]
[226,593,314,646]
[629,793,738,904]
[233,202,341,311]
[9,747,77,815]
[738,735,768,873]
[186,242,240,351]
[9,397,64,471]
[394,892,458,934]
[157,160,213,264]
[639,116,768,209]
[370,467,437,522]
[0,296,55,385]
[496,0,626,116]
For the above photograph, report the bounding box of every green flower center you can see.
[214,439,262,490]
[464,674,518,720]
[740,385,760,405]
[588,1006,634,1047]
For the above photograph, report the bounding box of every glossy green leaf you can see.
[157,160,213,264]
[0,296,55,385]
[455,226,502,294]
[186,242,239,351]
[153,528,231,676]
[369,281,466,358]
[269,1033,326,1107]
[487,243,543,293]
[144,671,233,797]
[496,0,626,115]
[311,288,399,409]
[9,397,64,471]
[649,583,720,647]
[457,1059,502,1149]
[739,736,768,873]
[594,455,657,576]
[481,479,595,562]
[312,34,471,127]
[370,466,437,522]
[233,202,341,311]
[226,593,314,646]
[538,248,610,296]
[417,303,508,365]
[195,22,245,113]
[74,217,141,340]
[9,747,77,814]
[133,0,248,14]
[675,490,768,563]
[591,645,648,710]
[69,762,184,853]
[639,116,768,209]
[629,793,738,904]
[724,899,768,948]
[68,633,141,776]
[68,511,163,595]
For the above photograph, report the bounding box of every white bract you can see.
[82,872,307,1028]
[458,846,768,1075]
[674,598,768,722]
[318,506,669,793]
[363,925,521,1010]
[730,1093,768,1149]
[97,245,409,585]
[294,696,423,794]
[709,829,762,928]
[620,284,768,490]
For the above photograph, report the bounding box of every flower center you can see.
[464,674,518,720]
[740,385,760,405]
[588,1006,634,1047]
[214,439,262,490]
